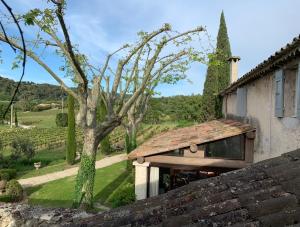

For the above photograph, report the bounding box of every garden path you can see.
[18,153,127,188]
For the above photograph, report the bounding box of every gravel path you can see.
[18,154,127,188]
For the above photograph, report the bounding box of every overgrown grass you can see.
[26,161,131,208]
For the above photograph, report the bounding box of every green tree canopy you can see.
[202,11,232,120]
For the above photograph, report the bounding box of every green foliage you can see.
[0,102,9,123]
[0,172,9,181]
[73,154,96,209]
[66,95,76,165]
[0,76,64,104]
[97,99,112,155]
[11,137,35,161]
[56,113,68,127]
[110,183,135,208]
[144,95,203,124]
[15,111,18,127]
[5,179,23,202]
[202,11,231,120]
[0,138,2,151]
[0,169,17,180]
[0,194,14,203]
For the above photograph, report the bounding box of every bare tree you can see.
[0,1,208,208]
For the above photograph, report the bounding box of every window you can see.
[205,135,245,160]
[284,68,297,117]
[275,64,300,118]
[275,69,284,117]
[236,87,247,117]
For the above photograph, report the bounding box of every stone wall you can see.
[223,63,300,162]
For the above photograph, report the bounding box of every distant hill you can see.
[0,76,64,102]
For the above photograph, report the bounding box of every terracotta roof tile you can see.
[128,119,255,159]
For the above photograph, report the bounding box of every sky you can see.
[0,0,300,96]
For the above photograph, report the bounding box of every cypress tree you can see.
[14,110,18,127]
[97,99,111,155]
[66,95,76,165]
[202,11,232,120]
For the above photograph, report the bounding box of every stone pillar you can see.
[149,167,159,197]
[133,161,150,200]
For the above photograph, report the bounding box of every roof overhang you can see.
[128,119,255,160]
[220,35,300,96]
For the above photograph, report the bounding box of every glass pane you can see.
[205,135,245,160]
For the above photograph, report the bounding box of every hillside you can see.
[0,76,64,102]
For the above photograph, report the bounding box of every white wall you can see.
[223,67,300,162]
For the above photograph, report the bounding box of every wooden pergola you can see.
[128,119,256,200]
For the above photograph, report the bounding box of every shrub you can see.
[56,113,68,127]
[0,169,17,180]
[0,172,10,181]
[6,179,23,202]
[11,137,35,161]
[0,194,14,202]
[110,183,135,208]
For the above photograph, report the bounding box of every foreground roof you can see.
[221,34,300,95]
[128,119,255,159]
[1,150,299,226]
[79,149,300,226]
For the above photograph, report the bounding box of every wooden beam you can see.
[145,155,249,169]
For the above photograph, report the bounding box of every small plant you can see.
[0,169,17,180]
[56,113,68,127]
[11,137,35,161]
[110,183,135,208]
[5,179,23,202]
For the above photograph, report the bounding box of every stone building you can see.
[129,35,300,201]
[221,35,300,162]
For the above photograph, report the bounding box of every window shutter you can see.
[296,63,300,118]
[236,87,247,117]
[274,69,284,117]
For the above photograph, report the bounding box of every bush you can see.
[11,137,35,161]
[0,194,14,202]
[111,183,135,208]
[0,172,9,181]
[56,113,68,127]
[5,180,23,202]
[0,169,17,180]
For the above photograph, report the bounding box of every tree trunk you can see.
[73,128,97,209]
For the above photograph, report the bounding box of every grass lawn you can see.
[18,109,65,128]
[1,145,124,179]
[26,161,131,208]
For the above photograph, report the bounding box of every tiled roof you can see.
[128,119,255,159]
[221,34,300,95]
[77,149,300,226]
